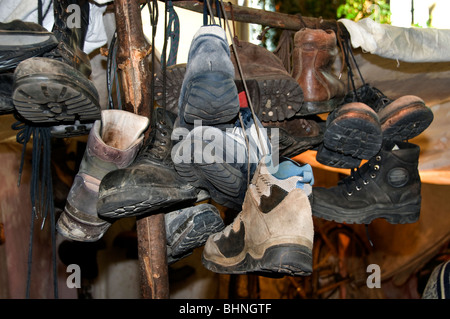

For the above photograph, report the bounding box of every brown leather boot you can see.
[231,41,304,122]
[292,28,345,115]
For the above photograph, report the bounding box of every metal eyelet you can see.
[363,180,369,185]
[356,186,362,191]
[371,173,376,179]
[376,155,382,161]
[347,191,353,196]
[374,164,380,171]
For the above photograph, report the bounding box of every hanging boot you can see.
[312,140,422,224]
[12,0,100,130]
[56,110,150,242]
[345,84,434,141]
[177,25,239,130]
[96,107,199,219]
[230,40,304,122]
[315,101,383,168]
[292,28,345,115]
[202,154,314,276]
[0,20,58,72]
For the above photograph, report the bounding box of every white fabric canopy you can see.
[340,18,450,63]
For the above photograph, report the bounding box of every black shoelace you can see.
[12,119,58,299]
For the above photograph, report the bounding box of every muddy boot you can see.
[97,107,199,219]
[315,102,383,169]
[56,110,150,242]
[202,154,314,276]
[264,116,324,158]
[292,28,345,115]
[230,41,304,122]
[178,25,239,130]
[0,20,58,72]
[345,84,434,141]
[12,0,100,130]
[312,140,422,224]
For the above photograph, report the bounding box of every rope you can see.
[12,119,58,299]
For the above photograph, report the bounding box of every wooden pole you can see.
[113,0,170,299]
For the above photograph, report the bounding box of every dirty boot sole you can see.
[378,97,434,141]
[56,204,111,242]
[312,199,421,224]
[167,206,225,264]
[235,77,304,122]
[315,143,362,169]
[13,57,100,124]
[97,184,198,219]
[324,112,382,160]
[202,243,312,277]
[154,64,186,115]
[180,71,239,126]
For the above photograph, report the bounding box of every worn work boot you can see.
[263,116,324,158]
[315,102,383,168]
[312,140,422,224]
[12,0,100,129]
[345,84,434,141]
[166,203,225,265]
[202,154,314,276]
[231,40,304,122]
[0,20,58,72]
[97,107,199,219]
[178,25,239,130]
[56,110,150,242]
[172,107,271,211]
[292,28,345,115]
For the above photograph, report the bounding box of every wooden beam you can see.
[114,0,170,299]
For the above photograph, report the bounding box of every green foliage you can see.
[337,0,391,24]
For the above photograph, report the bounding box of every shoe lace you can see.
[12,118,58,299]
[341,155,381,196]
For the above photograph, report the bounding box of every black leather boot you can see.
[312,140,422,224]
[12,0,100,129]
[97,107,200,219]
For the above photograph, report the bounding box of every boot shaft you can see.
[292,28,345,102]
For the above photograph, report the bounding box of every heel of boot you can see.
[259,244,313,276]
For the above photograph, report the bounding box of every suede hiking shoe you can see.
[316,102,383,169]
[202,154,314,276]
[172,108,271,211]
[312,140,422,224]
[166,203,225,265]
[178,25,239,129]
[231,40,304,122]
[345,84,434,141]
[97,107,199,219]
[0,20,58,72]
[57,110,150,242]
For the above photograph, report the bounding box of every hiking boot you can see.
[263,116,324,158]
[345,84,434,141]
[0,20,58,72]
[312,140,422,224]
[56,110,150,242]
[97,107,199,219]
[0,73,14,115]
[155,63,186,115]
[178,25,239,129]
[166,203,225,265]
[315,102,383,169]
[172,108,271,211]
[202,154,314,276]
[292,28,345,115]
[12,0,100,128]
[230,41,304,122]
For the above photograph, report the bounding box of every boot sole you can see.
[181,71,239,125]
[380,102,434,141]
[235,77,304,122]
[312,200,421,224]
[56,204,110,242]
[154,64,186,115]
[202,243,312,277]
[168,207,225,264]
[97,185,198,219]
[324,112,382,160]
[300,96,344,116]
[315,143,362,169]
